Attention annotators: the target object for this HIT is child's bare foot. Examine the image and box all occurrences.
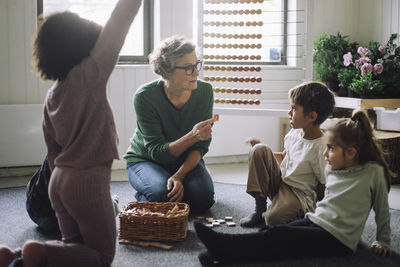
[0,245,21,267]
[22,241,46,267]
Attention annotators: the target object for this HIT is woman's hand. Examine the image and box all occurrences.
[192,117,218,141]
[370,244,392,256]
[245,137,261,147]
[167,176,184,202]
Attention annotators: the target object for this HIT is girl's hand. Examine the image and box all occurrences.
[192,117,218,141]
[167,176,184,202]
[370,244,392,256]
[245,137,261,147]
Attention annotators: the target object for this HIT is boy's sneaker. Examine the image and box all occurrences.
[239,197,266,227]
[239,212,264,227]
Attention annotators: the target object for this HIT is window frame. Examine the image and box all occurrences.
[37,0,154,64]
[198,0,288,66]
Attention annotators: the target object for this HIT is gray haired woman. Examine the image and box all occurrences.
[124,35,217,213]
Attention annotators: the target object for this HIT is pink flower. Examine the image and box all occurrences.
[378,45,386,54]
[343,52,353,66]
[357,46,371,56]
[373,63,384,75]
[355,57,371,68]
[361,63,373,77]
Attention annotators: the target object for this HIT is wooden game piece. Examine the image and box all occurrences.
[226,221,236,227]
[205,223,214,228]
[225,216,233,220]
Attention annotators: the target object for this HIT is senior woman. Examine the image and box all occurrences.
[124,35,217,213]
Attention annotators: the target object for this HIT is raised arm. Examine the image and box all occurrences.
[91,0,142,77]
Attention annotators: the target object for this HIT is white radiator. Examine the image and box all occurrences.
[0,104,46,167]
[0,103,286,168]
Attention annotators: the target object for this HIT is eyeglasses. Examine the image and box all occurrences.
[173,60,203,75]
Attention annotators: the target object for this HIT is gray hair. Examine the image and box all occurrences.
[149,35,197,79]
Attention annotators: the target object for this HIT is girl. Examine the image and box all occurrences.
[194,109,392,265]
[0,0,142,266]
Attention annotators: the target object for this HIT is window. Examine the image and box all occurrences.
[37,0,153,63]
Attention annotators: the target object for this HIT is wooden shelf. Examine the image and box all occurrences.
[335,97,400,109]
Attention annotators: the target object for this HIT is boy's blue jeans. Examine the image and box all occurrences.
[127,159,215,213]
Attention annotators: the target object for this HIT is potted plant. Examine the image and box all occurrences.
[338,67,360,97]
[341,33,400,98]
[313,33,351,94]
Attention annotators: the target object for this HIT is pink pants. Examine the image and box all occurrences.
[46,164,116,267]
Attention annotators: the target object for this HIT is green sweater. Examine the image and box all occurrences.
[124,79,214,165]
[306,162,391,252]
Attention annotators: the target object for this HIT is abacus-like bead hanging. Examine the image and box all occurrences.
[214,87,262,94]
[204,76,262,83]
[204,9,262,15]
[203,33,262,39]
[203,66,262,72]
[214,98,261,105]
[203,55,262,60]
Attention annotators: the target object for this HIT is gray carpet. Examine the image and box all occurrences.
[0,181,399,267]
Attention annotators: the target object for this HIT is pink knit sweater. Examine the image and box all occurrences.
[42,0,138,170]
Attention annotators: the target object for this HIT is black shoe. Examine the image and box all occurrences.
[239,211,264,227]
[198,250,219,266]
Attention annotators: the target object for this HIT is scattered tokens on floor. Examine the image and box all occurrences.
[196,216,236,228]
[226,221,236,227]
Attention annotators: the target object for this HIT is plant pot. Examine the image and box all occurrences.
[325,80,340,93]
[347,88,360,98]
[338,86,348,97]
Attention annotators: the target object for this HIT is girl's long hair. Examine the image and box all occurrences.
[329,109,392,191]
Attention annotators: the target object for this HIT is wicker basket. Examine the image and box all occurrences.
[119,202,189,242]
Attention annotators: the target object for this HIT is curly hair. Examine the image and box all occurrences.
[289,81,335,125]
[32,11,102,81]
[148,35,197,80]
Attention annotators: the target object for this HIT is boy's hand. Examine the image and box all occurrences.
[245,137,261,147]
[370,244,392,256]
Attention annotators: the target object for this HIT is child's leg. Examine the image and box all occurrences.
[195,218,350,264]
[0,246,21,266]
[46,165,116,267]
[181,159,215,213]
[241,144,282,227]
[264,182,302,225]
[246,144,281,197]
[21,240,46,267]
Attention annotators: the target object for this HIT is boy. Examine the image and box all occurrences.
[240,81,335,227]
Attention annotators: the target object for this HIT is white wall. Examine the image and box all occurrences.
[311,0,400,45]
[1,0,399,167]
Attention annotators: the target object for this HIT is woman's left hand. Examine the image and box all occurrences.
[167,176,184,202]
[370,244,392,256]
